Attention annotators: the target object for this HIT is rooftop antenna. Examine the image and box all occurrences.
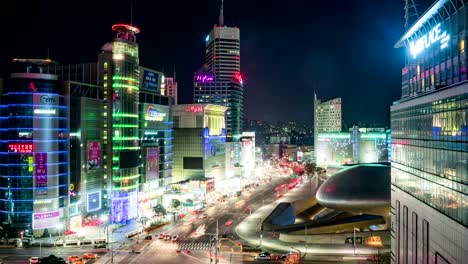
[130,0,133,26]
[219,0,224,26]
[404,0,419,30]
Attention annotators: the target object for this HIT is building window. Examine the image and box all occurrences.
[423,219,429,264]
[412,212,417,264]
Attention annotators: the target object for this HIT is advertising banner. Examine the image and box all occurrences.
[87,141,102,171]
[32,210,60,230]
[144,104,169,122]
[142,70,159,91]
[146,148,159,181]
[35,152,47,188]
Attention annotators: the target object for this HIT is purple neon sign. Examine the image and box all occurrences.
[195,74,214,83]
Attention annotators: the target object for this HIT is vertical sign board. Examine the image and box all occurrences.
[33,211,60,230]
[87,141,102,171]
[146,148,159,180]
[35,153,47,195]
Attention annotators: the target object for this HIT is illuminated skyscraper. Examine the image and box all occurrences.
[165,76,178,105]
[99,24,141,223]
[0,59,69,236]
[194,0,243,141]
[313,93,342,149]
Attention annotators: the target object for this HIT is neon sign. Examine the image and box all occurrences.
[185,105,204,113]
[9,143,33,153]
[145,105,167,121]
[34,109,56,115]
[233,72,243,84]
[40,95,56,104]
[409,24,450,58]
[195,74,214,83]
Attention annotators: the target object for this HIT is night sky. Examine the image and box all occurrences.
[1,0,433,126]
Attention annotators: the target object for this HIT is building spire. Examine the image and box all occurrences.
[219,0,224,26]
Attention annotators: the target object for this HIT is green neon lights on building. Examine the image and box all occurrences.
[112,156,119,161]
[113,124,138,128]
[112,76,138,82]
[112,146,140,150]
[112,113,138,118]
[112,174,139,181]
[112,83,139,90]
[112,136,139,141]
[113,183,139,191]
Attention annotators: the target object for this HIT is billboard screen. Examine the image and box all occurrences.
[144,104,169,122]
[146,148,159,180]
[87,141,102,171]
[35,152,47,188]
[33,210,60,230]
[142,70,159,91]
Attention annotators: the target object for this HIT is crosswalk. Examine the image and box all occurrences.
[147,240,212,251]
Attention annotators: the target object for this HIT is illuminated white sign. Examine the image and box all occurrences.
[409,24,450,58]
[34,109,56,115]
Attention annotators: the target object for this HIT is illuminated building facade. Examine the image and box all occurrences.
[0,59,69,236]
[314,94,342,150]
[99,24,141,223]
[172,104,226,194]
[316,129,390,166]
[194,0,243,140]
[52,63,106,227]
[139,85,173,218]
[392,0,468,263]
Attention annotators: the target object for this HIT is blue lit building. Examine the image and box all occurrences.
[0,59,69,236]
[392,0,468,263]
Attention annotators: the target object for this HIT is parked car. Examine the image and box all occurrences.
[165,235,172,241]
[255,253,271,261]
[67,255,81,262]
[172,235,179,242]
[158,233,165,239]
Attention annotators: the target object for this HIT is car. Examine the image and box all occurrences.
[29,257,40,264]
[277,193,283,198]
[165,235,172,241]
[144,235,152,240]
[172,235,179,242]
[158,233,165,239]
[183,249,190,254]
[82,253,97,259]
[224,220,233,226]
[67,255,81,262]
[176,249,181,254]
[94,243,107,249]
[255,254,271,261]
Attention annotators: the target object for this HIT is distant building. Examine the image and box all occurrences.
[314,94,342,148]
[316,127,390,166]
[165,76,178,104]
[392,0,468,263]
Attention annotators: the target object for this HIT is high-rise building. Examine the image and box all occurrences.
[0,59,69,236]
[165,76,178,105]
[99,24,141,223]
[392,1,468,263]
[313,94,342,149]
[194,0,243,141]
[138,68,173,218]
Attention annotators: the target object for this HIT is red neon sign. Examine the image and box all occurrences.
[185,105,204,113]
[9,143,33,153]
[233,72,243,84]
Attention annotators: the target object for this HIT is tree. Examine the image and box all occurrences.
[304,162,317,178]
[171,199,181,209]
[39,255,66,264]
[153,204,166,215]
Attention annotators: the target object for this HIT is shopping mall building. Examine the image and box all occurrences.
[392,0,468,263]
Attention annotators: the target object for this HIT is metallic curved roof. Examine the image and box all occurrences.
[316,164,390,216]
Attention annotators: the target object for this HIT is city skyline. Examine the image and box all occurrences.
[1,0,432,126]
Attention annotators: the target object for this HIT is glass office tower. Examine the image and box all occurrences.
[392,0,468,263]
[0,59,69,236]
